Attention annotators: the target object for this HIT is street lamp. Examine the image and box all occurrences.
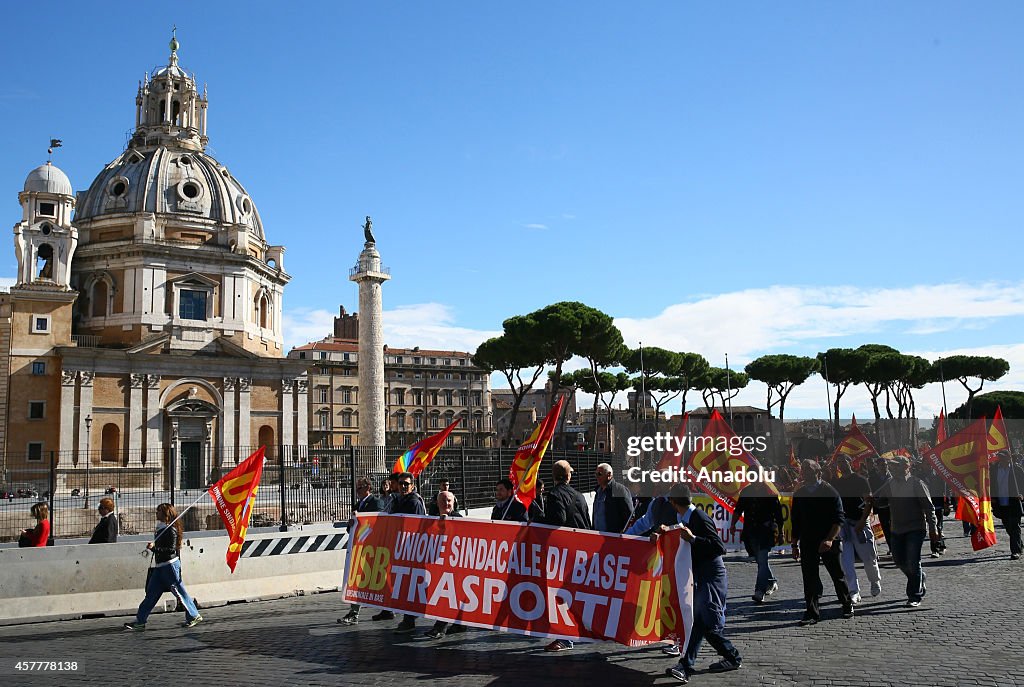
[84,415,92,508]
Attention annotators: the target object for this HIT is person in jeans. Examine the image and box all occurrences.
[791,460,854,625]
[729,480,784,603]
[655,484,742,683]
[124,503,202,630]
[871,456,939,607]
[831,456,881,603]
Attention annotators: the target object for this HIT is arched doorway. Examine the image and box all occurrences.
[165,398,218,490]
[259,425,275,461]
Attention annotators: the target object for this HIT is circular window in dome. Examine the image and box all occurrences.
[236,195,253,216]
[179,155,192,166]
[107,176,130,199]
[177,181,203,201]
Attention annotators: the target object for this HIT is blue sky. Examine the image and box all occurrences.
[2,2,1022,418]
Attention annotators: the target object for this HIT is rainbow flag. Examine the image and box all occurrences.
[392,420,460,476]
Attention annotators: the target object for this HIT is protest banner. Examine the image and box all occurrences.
[343,514,693,647]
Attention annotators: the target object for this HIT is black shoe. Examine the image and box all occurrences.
[338,611,359,625]
[842,606,854,619]
[393,621,416,635]
[372,610,395,621]
[709,658,741,672]
[799,616,818,626]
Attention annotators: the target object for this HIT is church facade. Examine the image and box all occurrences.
[2,35,308,490]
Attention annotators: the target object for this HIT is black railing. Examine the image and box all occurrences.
[0,446,617,543]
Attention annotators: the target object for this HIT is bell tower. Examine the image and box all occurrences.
[14,160,77,289]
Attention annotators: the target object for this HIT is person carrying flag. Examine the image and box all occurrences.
[339,477,386,625]
[729,480,784,604]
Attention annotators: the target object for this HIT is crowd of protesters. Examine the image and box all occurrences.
[335,446,1024,684]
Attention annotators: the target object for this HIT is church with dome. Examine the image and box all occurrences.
[2,35,309,489]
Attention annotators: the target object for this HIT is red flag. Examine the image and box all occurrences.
[830,415,877,471]
[208,446,266,572]
[987,406,1010,463]
[788,445,799,470]
[392,420,460,476]
[509,396,564,512]
[936,409,947,444]
[923,417,996,551]
[684,409,766,512]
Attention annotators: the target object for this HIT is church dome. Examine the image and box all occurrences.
[24,162,73,196]
[74,148,265,240]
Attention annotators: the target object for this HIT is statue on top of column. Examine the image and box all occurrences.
[363,216,375,244]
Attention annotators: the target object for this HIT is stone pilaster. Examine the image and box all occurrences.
[78,371,95,463]
[281,377,294,460]
[145,374,161,462]
[127,374,145,467]
[238,377,251,450]
[222,377,237,464]
[295,377,309,451]
[59,370,77,460]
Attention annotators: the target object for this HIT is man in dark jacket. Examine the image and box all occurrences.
[657,484,742,683]
[792,460,854,625]
[340,477,386,625]
[540,460,591,652]
[492,478,528,521]
[426,479,460,516]
[991,452,1024,560]
[88,497,118,544]
[389,472,426,634]
[593,463,634,533]
[729,481,784,603]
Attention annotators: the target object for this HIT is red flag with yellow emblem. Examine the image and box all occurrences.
[923,417,996,551]
[509,396,564,512]
[987,406,1010,463]
[684,410,767,512]
[208,446,266,572]
[830,415,877,471]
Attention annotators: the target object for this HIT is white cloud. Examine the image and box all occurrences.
[283,303,498,354]
[0,277,16,290]
[615,281,1024,362]
[523,223,548,230]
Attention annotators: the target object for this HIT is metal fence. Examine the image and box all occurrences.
[0,446,616,543]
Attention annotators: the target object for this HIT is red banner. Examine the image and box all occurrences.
[343,513,693,647]
[988,406,1010,463]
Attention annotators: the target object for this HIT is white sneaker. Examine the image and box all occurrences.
[850,592,861,605]
[766,581,779,596]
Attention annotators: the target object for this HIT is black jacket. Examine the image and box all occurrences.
[88,512,118,544]
[539,482,592,530]
[388,492,426,516]
[354,494,385,513]
[792,481,845,544]
[492,498,527,522]
[427,492,460,516]
[991,464,1024,520]
[593,479,634,533]
[151,524,180,564]
[685,506,728,566]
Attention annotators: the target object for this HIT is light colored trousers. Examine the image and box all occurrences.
[839,519,881,595]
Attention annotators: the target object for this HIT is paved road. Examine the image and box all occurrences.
[2,528,1022,686]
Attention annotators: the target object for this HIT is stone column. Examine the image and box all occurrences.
[145,374,161,464]
[238,377,251,451]
[222,377,237,464]
[281,377,294,461]
[127,374,145,467]
[59,370,77,461]
[349,228,390,448]
[295,377,309,453]
[78,372,95,462]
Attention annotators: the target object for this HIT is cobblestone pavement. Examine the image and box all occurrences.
[2,529,1023,687]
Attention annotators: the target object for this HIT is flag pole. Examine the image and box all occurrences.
[725,353,733,425]
[160,491,209,536]
[822,354,834,446]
